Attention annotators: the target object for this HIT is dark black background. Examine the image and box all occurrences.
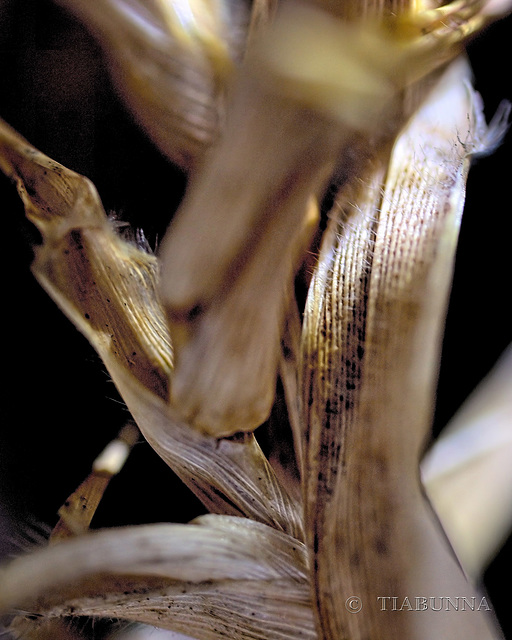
[0,0,511,637]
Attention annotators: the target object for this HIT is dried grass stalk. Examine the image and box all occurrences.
[0,0,511,638]
[156,0,509,437]
[57,0,250,170]
[0,117,304,541]
[0,516,315,640]
[300,56,508,640]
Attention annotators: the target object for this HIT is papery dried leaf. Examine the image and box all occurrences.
[0,118,174,398]
[56,0,512,171]
[156,0,509,438]
[0,516,315,640]
[0,118,304,541]
[57,0,249,170]
[155,8,405,438]
[0,515,308,606]
[111,362,305,539]
[35,580,316,640]
[157,74,335,436]
[422,344,512,579]
[300,57,506,640]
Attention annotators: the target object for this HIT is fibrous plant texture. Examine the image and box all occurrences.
[0,0,511,639]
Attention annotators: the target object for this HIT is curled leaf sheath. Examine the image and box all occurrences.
[0,117,305,542]
[301,59,504,640]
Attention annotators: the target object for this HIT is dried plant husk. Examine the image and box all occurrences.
[155,0,512,438]
[111,361,305,539]
[422,343,512,580]
[300,56,508,640]
[56,0,250,171]
[0,515,315,640]
[1,1,512,639]
[0,117,303,541]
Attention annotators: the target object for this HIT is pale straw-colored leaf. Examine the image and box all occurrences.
[14,580,316,640]
[157,0,487,438]
[56,0,249,171]
[422,344,512,580]
[110,360,305,539]
[59,0,512,144]
[154,0,512,439]
[157,66,336,436]
[0,515,315,640]
[0,118,304,541]
[300,56,507,640]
